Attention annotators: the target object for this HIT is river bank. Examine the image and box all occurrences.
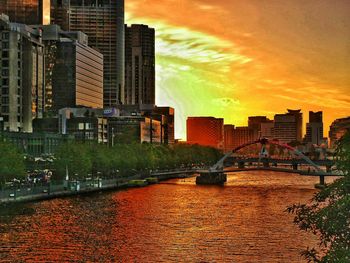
[0,170,196,205]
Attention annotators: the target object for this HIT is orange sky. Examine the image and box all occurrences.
[126,0,350,140]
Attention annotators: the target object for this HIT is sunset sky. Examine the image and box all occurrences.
[126,0,350,140]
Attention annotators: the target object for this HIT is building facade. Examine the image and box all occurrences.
[273,109,303,144]
[33,25,104,112]
[51,0,125,107]
[224,124,235,152]
[153,106,174,144]
[305,111,323,145]
[0,0,50,25]
[187,117,224,149]
[125,24,155,106]
[0,15,44,132]
[329,116,350,148]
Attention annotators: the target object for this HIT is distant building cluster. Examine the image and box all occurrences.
[187,109,349,151]
[0,0,175,152]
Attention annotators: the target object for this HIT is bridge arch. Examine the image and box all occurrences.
[210,138,325,174]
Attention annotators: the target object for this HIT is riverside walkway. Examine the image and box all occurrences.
[0,169,197,204]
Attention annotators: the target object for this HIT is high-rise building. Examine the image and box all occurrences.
[187,117,224,149]
[329,117,350,148]
[305,111,323,145]
[231,126,256,149]
[224,124,235,152]
[51,0,125,107]
[273,109,303,144]
[0,14,45,132]
[125,24,155,106]
[153,106,175,144]
[260,121,274,139]
[248,116,270,139]
[0,0,50,25]
[32,24,104,112]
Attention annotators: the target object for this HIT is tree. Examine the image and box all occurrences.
[287,132,350,262]
[0,140,26,183]
[53,142,92,181]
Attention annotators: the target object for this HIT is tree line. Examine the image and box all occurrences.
[0,142,222,183]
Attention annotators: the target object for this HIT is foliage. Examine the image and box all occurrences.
[287,132,350,262]
[53,142,92,181]
[52,142,221,180]
[0,140,26,183]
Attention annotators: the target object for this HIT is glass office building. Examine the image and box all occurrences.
[51,0,125,107]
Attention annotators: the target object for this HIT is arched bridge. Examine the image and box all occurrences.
[196,138,336,186]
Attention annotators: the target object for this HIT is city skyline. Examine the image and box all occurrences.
[126,0,350,139]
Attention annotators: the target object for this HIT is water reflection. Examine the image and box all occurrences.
[1,171,332,262]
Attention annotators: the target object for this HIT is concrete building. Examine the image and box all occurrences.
[231,126,256,149]
[329,116,350,148]
[0,130,73,156]
[0,0,50,25]
[224,124,235,152]
[51,0,125,107]
[125,24,155,106]
[260,121,274,139]
[34,107,165,145]
[305,111,323,145]
[0,14,45,132]
[273,109,303,144]
[248,116,271,139]
[32,24,104,112]
[153,106,175,144]
[187,117,224,149]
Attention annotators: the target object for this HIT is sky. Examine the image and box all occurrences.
[126,0,350,140]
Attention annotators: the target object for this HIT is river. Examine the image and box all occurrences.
[0,171,334,262]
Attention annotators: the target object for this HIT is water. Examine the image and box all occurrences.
[0,171,335,262]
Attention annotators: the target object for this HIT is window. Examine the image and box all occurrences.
[1,32,9,39]
[2,51,8,58]
[1,106,9,113]
[2,69,8,76]
[2,42,9,49]
[2,88,9,94]
[1,97,9,104]
[2,78,9,86]
[2,60,9,67]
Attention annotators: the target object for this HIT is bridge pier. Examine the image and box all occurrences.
[319,175,325,186]
[292,163,298,170]
[196,172,227,185]
[238,161,245,169]
[262,161,270,168]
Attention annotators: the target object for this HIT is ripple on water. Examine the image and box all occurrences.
[0,171,333,262]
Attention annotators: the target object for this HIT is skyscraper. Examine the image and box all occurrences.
[329,117,350,148]
[273,109,303,144]
[125,24,155,106]
[305,111,323,145]
[51,0,125,107]
[0,0,50,25]
[187,117,224,149]
[0,14,45,132]
[33,25,104,112]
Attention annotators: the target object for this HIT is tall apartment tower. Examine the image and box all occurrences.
[273,109,303,144]
[187,117,224,150]
[31,25,104,112]
[0,14,45,132]
[125,24,155,106]
[50,0,125,107]
[0,0,50,25]
[305,111,323,145]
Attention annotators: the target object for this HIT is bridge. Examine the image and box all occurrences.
[196,138,339,186]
